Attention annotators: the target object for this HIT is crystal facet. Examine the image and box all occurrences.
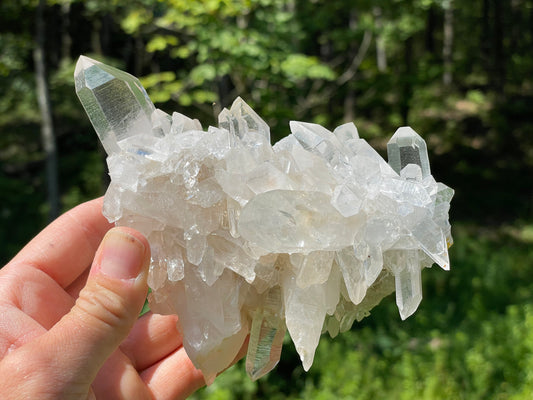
[75,56,156,154]
[387,126,431,178]
[75,56,454,382]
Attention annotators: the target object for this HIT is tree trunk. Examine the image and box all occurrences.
[425,5,436,54]
[442,0,454,85]
[91,18,103,55]
[400,37,413,126]
[34,0,60,220]
[481,0,491,81]
[61,2,72,61]
[373,6,387,72]
[343,86,355,123]
[492,0,505,93]
[343,10,359,122]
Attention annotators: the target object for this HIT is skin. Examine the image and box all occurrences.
[0,198,207,399]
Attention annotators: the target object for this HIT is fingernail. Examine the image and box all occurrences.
[98,229,145,280]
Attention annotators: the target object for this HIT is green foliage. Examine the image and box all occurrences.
[280,54,336,81]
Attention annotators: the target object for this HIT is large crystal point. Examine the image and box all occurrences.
[283,271,327,371]
[387,127,431,177]
[75,56,155,155]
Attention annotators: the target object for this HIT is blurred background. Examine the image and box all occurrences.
[1,0,533,398]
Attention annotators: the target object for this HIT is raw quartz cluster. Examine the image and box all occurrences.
[75,56,454,383]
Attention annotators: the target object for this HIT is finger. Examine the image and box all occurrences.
[0,304,46,359]
[65,267,91,299]
[9,197,113,288]
[141,347,205,400]
[25,227,151,394]
[120,313,184,371]
[93,350,153,400]
[0,263,75,329]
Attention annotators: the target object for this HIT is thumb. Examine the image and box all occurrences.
[38,227,151,392]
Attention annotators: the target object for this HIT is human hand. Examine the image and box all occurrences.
[0,198,205,399]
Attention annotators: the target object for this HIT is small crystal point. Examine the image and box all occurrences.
[389,251,423,320]
[246,288,285,380]
[333,122,359,143]
[75,55,155,155]
[387,127,431,178]
[230,97,270,142]
[246,313,285,380]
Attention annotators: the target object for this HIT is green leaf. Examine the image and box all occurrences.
[189,64,217,85]
[146,35,179,53]
[191,90,217,104]
[281,54,335,80]
[140,72,177,89]
[121,8,152,34]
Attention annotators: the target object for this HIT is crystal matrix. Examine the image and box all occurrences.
[75,56,454,383]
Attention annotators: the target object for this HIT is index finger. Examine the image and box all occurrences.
[8,197,113,288]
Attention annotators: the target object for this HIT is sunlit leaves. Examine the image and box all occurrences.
[121,8,154,34]
[190,64,216,85]
[280,54,336,81]
[146,35,179,52]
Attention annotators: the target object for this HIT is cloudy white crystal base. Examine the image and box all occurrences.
[75,56,454,383]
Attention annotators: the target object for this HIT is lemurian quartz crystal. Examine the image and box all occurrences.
[75,56,454,383]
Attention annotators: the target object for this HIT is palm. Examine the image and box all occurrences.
[0,198,204,399]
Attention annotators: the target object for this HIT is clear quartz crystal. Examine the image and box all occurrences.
[75,56,155,155]
[245,287,286,380]
[388,250,423,320]
[75,56,454,382]
[387,127,431,177]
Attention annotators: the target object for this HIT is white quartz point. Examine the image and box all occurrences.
[335,247,367,305]
[290,121,342,161]
[230,97,270,142]
[411,220,450,270]
[238,190,358,253]
[387,127,431,178]
[390,251,423,320]
[333,122,359,143]
[74,56,155,155]
[290,251,335,288]
[167,268,247,383]
[434,183,454,249]
[170,111,202,135]
[219,97,270,146]
[283,272,326,371]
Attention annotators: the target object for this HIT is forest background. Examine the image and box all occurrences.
[1,0,533,398]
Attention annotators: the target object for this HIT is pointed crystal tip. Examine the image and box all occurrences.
[387,126,431,178]
[75,55,156,155]
[74,55,97,78]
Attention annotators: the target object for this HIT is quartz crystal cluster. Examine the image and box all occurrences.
[75,56,454,383]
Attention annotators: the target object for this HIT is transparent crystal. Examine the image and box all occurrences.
[283,271,327,371]
[388,251,423,320]
[238,190,359,253]
[75,56,454,383]
[75,56,155,155]
[245,287,285,380]
[387,127,431,178]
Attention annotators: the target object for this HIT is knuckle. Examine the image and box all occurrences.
[74,283,132,332]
